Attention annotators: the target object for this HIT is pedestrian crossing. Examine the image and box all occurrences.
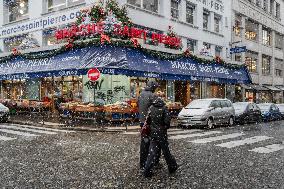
[123,128,284,154]
[0,124,74,142]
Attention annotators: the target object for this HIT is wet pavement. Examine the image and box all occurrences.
[0,121,283,188]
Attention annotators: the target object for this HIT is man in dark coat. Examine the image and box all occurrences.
[143,96,178,178]
[138,80,160,169]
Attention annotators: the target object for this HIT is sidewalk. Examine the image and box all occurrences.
[9,114,142,133]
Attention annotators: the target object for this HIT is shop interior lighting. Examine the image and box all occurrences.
[19,9,24,14]
[20,2,25,7]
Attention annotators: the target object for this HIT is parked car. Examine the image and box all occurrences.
[0,103,9,122]
[233,102,262,124]
[257,103,282,122]
[276,104,284,119]
[178,98,235,129]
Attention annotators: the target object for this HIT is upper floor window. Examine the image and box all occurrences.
[143,0,158,13]
[47,0,84,12]
[263,0,268,12]
[186,2,195,24]
[245,51,258,73]
[275,58,283,77]
[245,19,258,41]
[6,0,29,22]
[262,55,271,75]
[187,39,197,53]
[276,3,280,19]
[234,14,242,37]
[214,14,221,33]
[256,0,261,7]
[215,46,222,57]
[275,32,283,49]
[262,27,271,46]
[171,0,179,19]
[270,0,274,14]
[203,9,210,30]
[127,0,141,7]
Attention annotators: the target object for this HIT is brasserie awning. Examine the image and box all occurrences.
[0,46,251,84]
[242,84,270,91]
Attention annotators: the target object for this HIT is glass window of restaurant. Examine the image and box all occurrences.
[187,39,197,54]
[245,19,258,41]
[46,0,84,12]
[245,51,258,73]
[6,0,29,23]
[205,82,225,98]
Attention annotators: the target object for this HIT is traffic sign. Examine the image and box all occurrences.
[87,68,101,81]
[230,46,247,54]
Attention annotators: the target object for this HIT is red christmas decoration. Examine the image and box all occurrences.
[215,56,222,63]
[12,48,20,56]
[65,39,74,49]
[100,34,111,44]
[131,38,139,48]
[184,48,191,56]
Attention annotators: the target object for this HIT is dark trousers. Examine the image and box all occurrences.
[144,136,177,175]
[139,123,161,168]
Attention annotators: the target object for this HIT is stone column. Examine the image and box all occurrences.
[258,24,263,85]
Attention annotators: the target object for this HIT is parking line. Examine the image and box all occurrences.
[0,129,39,137]
[7,124,75,133]
[169,131,222,140]
[216,136,272,148]
[0,135,16,141]
[0,125,57,135]
[249,144,284,154]
[189,133,245,144]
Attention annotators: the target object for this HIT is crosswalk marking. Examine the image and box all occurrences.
[168,130,201,135]
[0,125,57,135]
[0,129,39,137]
[123,131,140,135]
[249,144,284,154]
[0,136,16,141]
[7,124,74,133]
[169,131,222,140]
[216,136,272,148]
[189,133,245,144]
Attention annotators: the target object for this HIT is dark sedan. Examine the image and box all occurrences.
[258,103,282,122]
[233,102,262,124]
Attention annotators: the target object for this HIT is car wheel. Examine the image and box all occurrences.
[228,117,234,126]
[206,118,214,129]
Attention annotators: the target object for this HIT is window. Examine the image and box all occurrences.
[4,34,28,51]
[187,39,197,53]
[275,32,283,49]
[127,0,141,7]
[263,0,268,11]
[171,0,179,19]
[214,14,221,33]
[234,14,242,37]
[275,59,283,77]
[143,0,158,12]
[245,19,258,41]
[186,2,195,24]
[215,46,222,57]
[262,27,271,46]
[200,42,211,56]
[47,0,84,12]
[262,55,271,75]
[203,9,210,30]
[7,0,29,22]
[270,0,274,14]
[235,54,242,62]
[256,0,261,7]
[276,3,280,19]
[210,101,221,108]
[245,51,258,73]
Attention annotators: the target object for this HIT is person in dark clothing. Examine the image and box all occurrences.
[143,96,178,178]
[138,81,161,169]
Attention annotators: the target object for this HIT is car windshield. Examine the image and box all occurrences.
[257,104,271,111]
[233,103,248,111]
[0,103,6,109]
[185,100,210,109]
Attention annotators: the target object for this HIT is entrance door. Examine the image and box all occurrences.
[174,81,189,106]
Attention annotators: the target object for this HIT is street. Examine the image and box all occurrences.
[0,122,283,189]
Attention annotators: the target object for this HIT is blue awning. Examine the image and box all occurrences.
[0,46,251,84]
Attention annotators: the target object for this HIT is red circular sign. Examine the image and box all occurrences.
[87,68,101,81]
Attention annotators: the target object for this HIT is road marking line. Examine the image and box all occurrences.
[169,131,222,140]
[249,144,284,154]
[0,135,16,141]
[168,130,202,135]
[7,124,75,133]
[216,136,272,148]
[0,129,39,137]
[123,132,139,135]
[0,125,57,135]
[189,133,245,144]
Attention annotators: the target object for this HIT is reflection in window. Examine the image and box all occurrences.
[47,0,84,12]
[276,3,280,19]
[275,59,283,77]
[127,0,141,7]
[203,9,209,30]
[7,0,29,22]
[262,27,271,46]
[263,0,268,12]
[187,39,197,53]
[215,46,222,57]
[262,55,271,75]
[214,14,221,33]
[4,34,27,51]
[245,19,258,41]
[171,0,179,19]
[275,32,283,49]
[143,0,158,13]
[245,51,258,73]
[186,2,195,24]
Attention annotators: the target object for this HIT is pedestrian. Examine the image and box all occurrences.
[143,94,178,178]
[138,80,161,169]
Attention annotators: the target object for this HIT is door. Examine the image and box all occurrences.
[210,100,222,124]
[247,103,255,122]
[220,100,229,122]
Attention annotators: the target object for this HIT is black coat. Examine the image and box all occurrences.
[147,97,171,139]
